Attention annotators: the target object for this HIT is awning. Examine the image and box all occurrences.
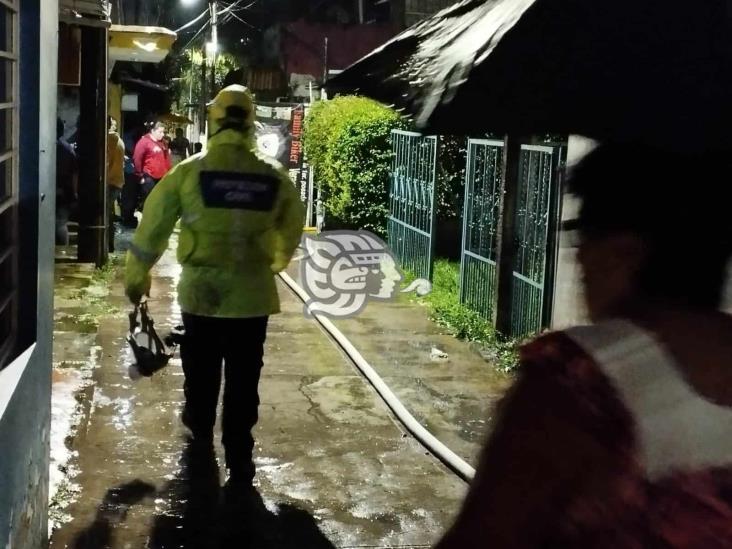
[59,0,111,26]
[109,25,177,65]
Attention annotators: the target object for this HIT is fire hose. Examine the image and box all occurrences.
[277,271,476,483]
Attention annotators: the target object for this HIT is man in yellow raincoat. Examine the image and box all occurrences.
[125,85,304,485]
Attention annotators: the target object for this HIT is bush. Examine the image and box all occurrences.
[436,136,467,220]
[407,260,519,374]
[303,96,406,236]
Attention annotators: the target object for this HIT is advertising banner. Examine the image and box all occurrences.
[255,102,313,223]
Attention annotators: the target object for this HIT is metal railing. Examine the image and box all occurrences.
[510,144,563,337]
[388,130,438,281]
[459,138,504,320]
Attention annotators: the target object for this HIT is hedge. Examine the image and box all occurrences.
[303,96,406,237]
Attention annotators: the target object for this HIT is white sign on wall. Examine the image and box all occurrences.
[121,94,139,112]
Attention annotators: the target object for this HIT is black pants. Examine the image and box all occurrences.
[140,175,159,209]
[180,314,269,473]
[107,186,120,252]
[120,173,139,227]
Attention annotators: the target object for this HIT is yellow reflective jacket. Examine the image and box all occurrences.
[125,129,305,318]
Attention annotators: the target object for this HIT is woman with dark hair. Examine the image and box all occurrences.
[435,144,732,548]
[132,121,171,206]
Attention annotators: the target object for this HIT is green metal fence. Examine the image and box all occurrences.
[388,130,438,280]
[459,139,505,320]
[510,144,564,337]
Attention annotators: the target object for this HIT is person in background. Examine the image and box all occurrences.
[434,144,732,548]
[106,116,125,252]
[120,153,139,229]
[132,121,171,206]
[125,85,305,488]
[68,114,81,153]
[170,127,192,165]
[55,118,77,245]
[162,133,172,154]
[193,142,203,154]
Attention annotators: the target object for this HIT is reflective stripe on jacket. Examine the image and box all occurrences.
[125,129,305,318]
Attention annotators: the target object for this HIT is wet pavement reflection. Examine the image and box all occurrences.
[50,227,502,548]
[69,441,336,549]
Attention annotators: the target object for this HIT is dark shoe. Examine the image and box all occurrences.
[226,461,256,486]
[182,441,219,486]
[222,479,266,512]
[181,408,213,445]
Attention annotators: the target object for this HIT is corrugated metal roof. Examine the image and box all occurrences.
[248,69,286,92]
[59,0,111,21]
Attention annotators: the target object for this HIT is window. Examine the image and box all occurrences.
[0,0,17,371]
[364,0,392,23]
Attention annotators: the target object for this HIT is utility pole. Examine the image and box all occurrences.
[200,52,208,134]
[209,1,218,98]
[78,26,109,266]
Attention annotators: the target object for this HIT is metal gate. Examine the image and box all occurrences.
[510,144,564,336]
[459,139,504,320]
[388,130,438,280]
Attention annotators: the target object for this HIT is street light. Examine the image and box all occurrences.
[205,41,217,56]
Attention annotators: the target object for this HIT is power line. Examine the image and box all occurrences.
[174,8,209,33]
[219,0,259,21]
[221,8,257,29]
[179,18,211,52]
[177,0,261,52]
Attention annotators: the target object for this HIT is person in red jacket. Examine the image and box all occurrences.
[133,121,171,206]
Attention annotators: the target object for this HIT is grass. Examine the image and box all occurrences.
[91,253,124,285]
[63,255,124,321]
[406,260,520,374]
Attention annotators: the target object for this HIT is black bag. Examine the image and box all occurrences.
[127,302,173,379]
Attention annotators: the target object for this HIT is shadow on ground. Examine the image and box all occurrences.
[70,441,336,549]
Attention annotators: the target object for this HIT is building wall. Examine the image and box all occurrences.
[0,0,57,546]
[550,135,596,329]
[108,83,122,132]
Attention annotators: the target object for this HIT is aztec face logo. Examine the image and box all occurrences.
[299,231,404,318]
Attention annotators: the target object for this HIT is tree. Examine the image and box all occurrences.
[169,48,241,119]
[116,0,180,26]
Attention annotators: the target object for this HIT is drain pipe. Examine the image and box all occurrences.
[278,272,476,483]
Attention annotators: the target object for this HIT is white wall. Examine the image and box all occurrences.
[550,135,596,329]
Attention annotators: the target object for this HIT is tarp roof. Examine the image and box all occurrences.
[329,0,732,151]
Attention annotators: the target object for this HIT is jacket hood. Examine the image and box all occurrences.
[207,128,255,151]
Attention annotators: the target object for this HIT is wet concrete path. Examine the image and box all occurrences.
[49,240,487,548]
[286,264,513,466]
